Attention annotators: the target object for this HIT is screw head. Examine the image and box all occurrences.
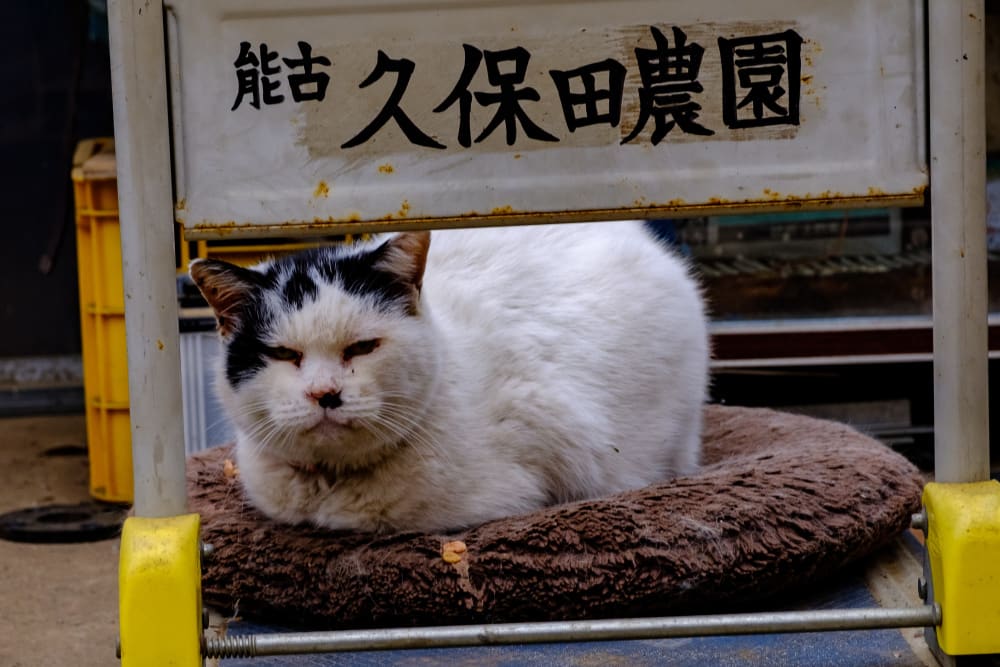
[911,511,928,532]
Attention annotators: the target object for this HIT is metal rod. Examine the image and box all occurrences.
[107,0,189,516]
[929,0,990,483]
[204,606,941,658]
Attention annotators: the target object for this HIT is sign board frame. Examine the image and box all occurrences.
[165,0,927,239]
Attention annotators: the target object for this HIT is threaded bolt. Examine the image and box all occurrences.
[204,635,256,659]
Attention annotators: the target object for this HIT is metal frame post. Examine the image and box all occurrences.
[107,0,188,516]
[929,0,990,484]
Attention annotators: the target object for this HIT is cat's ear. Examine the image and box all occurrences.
[373,230,431,293]
[189,259,262,337]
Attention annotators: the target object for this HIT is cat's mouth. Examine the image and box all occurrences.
[304,414,357,435]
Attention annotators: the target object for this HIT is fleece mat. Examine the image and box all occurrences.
[187,404,923,627]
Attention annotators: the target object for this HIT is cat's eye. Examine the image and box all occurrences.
[265,345,303,365]
[343,338,380,361]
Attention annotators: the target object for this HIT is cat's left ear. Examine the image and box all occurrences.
[374,231,431,294]
[189,258,264,337]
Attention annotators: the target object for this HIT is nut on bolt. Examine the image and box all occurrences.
[910,511,927,532]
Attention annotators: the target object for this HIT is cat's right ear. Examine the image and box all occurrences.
[189,259,261,337]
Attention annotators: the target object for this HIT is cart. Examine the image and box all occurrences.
[110,1,998,664]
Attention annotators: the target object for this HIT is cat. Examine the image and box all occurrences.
[190,221,709,534]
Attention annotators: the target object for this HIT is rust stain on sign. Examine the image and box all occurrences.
[313,181,330,198]
[378,163,395,174]
[383,200,411,220]
[187,186,926,240]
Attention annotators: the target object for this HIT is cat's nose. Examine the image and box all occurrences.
[310,390,343,410]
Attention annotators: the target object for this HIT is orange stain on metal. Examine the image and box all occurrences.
[378,164,395,174]
[175,198,186,211]
[313,181,330,199]
[187,187,926,239]
[157,340,164,351]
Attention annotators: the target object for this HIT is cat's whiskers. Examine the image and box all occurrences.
[239,411,297,460]
[227,394,326,460]
[358,417,438,470]
[365,400,450,464]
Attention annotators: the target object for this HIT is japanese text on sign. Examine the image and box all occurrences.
[230,25,804,149]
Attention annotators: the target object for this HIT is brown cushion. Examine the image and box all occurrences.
[188,404,923,628]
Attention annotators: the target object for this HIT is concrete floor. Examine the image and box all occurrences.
[0,413,119,667]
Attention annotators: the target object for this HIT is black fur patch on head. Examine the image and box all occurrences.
[285,244,415,313]
[281,268,319,309]
[225,292,276,388]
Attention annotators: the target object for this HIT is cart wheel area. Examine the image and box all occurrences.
[923,480,1000,656]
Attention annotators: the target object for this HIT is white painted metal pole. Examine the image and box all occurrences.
[929,0,990,483]
[107,0,188,515]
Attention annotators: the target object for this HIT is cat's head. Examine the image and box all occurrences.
[190,231,437,471]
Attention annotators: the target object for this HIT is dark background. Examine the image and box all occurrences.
[0,1,114,358]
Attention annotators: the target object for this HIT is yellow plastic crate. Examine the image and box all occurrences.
[186,238,327,267]
[72,138,132,503]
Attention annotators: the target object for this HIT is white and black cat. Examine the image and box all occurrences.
[190,222,709,533]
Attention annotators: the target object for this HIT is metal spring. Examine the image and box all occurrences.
[204,634,256,658]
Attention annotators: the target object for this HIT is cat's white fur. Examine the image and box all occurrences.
[205,222,709,533]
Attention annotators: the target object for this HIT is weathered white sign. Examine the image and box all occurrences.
[166,0,926,238]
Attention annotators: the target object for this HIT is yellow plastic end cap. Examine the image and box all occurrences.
[119,514,203,666]
[923,480,1000,656]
